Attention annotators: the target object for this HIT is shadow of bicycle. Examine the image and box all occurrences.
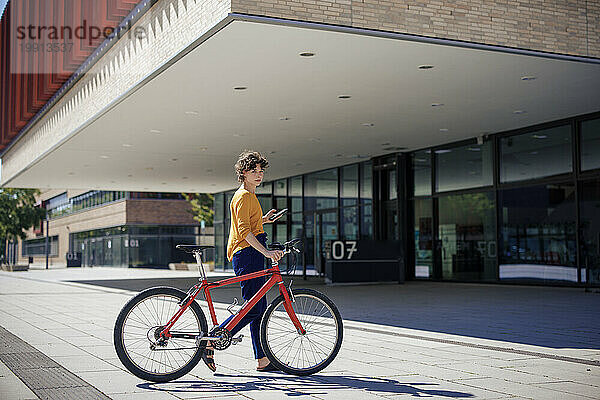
[138,373,475,398]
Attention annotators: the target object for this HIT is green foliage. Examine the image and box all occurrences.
[182,193,214,226]
[0,188,46,241]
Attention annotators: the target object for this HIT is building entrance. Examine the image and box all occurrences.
[304,210,337,276]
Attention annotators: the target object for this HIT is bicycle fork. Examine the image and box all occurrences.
[278,280,306,335]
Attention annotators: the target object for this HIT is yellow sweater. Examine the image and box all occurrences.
[227,188,265,261]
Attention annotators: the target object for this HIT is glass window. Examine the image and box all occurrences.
[360,161,372,204]
[341,164,358,206]
[256,181,272,195]
[499,183,577,282]
[274,179,287,196]
[341,206,358,240]
[413,150,431,196]
[214,193,224,222]
[581,118,600,171]
[580,179,600,285]
[304,168,338,211]
[360,204,373,239]
[414,199,433,279]
[438,192,497,281]
[501,125,572,182]
[436,142,493,192]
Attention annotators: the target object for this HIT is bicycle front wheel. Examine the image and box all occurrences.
[260,288,343,375]
[113,287,208,382]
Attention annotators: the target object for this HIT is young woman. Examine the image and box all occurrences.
[202,150,284,372]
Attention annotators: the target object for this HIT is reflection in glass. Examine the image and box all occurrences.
[413,199,433,279]
[214,193,224,222]
[304,168,338,210]
[581,119,600,171]
[360,204,373,239]
[413,150,431,196]
[436,142,493,192]
[579,180,600,284]
[438,192,496,281]
[341,206,358,240]
[341,164,358,206]
[360,161,372,203]
[499,184,577,282]
[274,179,287,196]
[501,125,572,182]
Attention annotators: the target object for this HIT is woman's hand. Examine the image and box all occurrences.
[264,249,284,262]
[262,209,277,224]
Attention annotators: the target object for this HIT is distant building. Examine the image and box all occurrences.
[14,190,213,268]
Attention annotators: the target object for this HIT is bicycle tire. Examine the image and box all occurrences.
[113,286,208,382]
[260,288,343,375]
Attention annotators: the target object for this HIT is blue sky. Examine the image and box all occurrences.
[0,0,7,20]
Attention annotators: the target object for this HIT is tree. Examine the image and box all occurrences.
[0,189,47,264]
[182,193,214,226]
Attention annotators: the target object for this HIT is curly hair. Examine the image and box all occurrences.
[234,150,269,182]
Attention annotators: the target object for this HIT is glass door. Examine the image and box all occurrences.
[304,210,338,276]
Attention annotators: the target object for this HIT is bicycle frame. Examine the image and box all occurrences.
[160,257,306,341]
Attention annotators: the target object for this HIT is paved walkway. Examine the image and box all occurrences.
[0,267,599,399]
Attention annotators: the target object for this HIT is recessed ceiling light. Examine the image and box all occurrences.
[530,151,539,155]
[210,183,216,186]
[122,143,132,147]
[435,149,452,154]
[521,76,536,81]
[127,174,133,177]
[233,133,245,137]
[100,155,110,159]
[381,142,391,146]
[161,182,167,185]
[206,169,213,173]
[415,158,427,162]
[269,151,276,154]
[295,162,303,166]
[439,128,449,132]
[185,111,199,115]
[513,110,526,114]
[199,147,208,151]
[143,187,149,190]
[279,117,290,121]
[308,138,321,142]
[145,167,154,171]
[468,147,481,152]
[150,129,161,134]
[362,123,374,127]
[110,180,115,183]
[431,103,444,107]
[334,154,343,158]
[68,172,75,175]
[338,95,351,99]
[418,65,434,69]
[234,86,247,90]
[182,176,189,179]
[533,134,547,139]
[171,158,178,162]
[299,52,315,57]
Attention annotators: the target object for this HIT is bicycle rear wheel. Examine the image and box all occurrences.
[113,287,208,382]
[260,288,343,375]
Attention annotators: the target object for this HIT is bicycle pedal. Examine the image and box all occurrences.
[231,334,243,345]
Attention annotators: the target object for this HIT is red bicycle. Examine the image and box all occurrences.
[113,239,343,382]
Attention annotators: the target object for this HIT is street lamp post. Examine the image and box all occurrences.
[45,214,49,270]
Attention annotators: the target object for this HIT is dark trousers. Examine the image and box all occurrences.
[223,233,267,359]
